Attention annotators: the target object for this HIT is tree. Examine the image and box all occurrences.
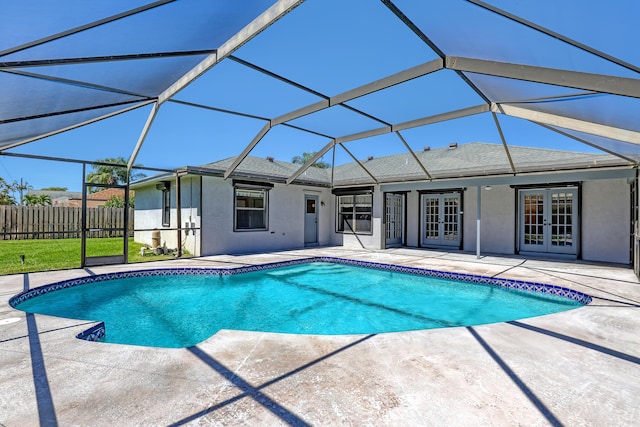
[41,186,68,191]
[103,194,134,208]
[291,152,331,169]
[86,157,146,193]
[0,177,17,205]
[24,193,52,206]
[13,179,32,204]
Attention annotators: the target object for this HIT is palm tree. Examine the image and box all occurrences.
[24,194,52,206]
[291,151,330,169]
[13,179,32,204]
[86,157,146,192]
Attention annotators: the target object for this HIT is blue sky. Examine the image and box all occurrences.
[1,0,637,193]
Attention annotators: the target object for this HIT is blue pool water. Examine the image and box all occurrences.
[14,262,586,348]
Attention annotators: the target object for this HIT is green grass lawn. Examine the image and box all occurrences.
[0,238,184,275]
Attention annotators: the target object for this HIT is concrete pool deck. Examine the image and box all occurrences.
[1,247,639,426]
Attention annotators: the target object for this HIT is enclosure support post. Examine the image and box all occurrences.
[476,186,481,259]
[176,172,182,258]
[81,163,87,267]
[123,181,130,264]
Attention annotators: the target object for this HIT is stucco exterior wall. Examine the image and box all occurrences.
[133,171,632,265]
[133,177,201,256]
[338,188,384,250]
[405,191,420,248]
[582,178,630,264]
[200,177,332,255]
[376,175,631,264]
[463,186,516,255]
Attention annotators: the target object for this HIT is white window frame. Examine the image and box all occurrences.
[161,187,171,227]
[336,192,373,235]
[234,185,269,231]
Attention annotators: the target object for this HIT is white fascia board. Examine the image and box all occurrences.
[158,0,305,104]
[498,104,640,145]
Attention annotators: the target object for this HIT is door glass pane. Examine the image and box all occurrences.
[523,194,544,245]
[551,192,573,247]
[442,196,459,241]
[306,198,316,214]
[424,197,439,240]
[386,194,403,240]
[354,194,372,232]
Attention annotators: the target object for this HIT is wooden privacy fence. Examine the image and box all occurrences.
[0,206,134,240]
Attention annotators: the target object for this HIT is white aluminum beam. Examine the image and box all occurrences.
[286,140,336,185]
[128,102,160,173]
[158,0,305,104]
[535,123,638,164]
[491,112,516,174]
[498,103,640,144]
[271,58,443,126]
[0,1,176,58]
[339,143,379,184]
[395,131,432,180]
[393,104,490,132]
[446,56,640,99]
[287,104,488,161]
[335,126,392,145]
[464,0,640,74]
[272,100,329,125]
[223,122,272,179]
[331,58,443,105]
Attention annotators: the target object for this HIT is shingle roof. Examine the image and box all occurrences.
[331,142,628,185]
[194,156,332,185]
[132,142,630,188]
[87,188,133,200]
[27,190,82,200]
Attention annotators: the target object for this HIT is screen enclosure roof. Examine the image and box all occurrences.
[1,0,639,186]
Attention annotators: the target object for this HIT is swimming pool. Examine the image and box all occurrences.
[10,257,591,348]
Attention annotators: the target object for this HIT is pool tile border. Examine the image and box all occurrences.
[9,256,593,307]
[9,256,592,342]
[76,322,106,342]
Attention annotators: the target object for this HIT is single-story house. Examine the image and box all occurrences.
[26,190,83,207]
[26,188,133,208]
[132,142,637,266]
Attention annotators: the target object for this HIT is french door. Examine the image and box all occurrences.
[421,193,461,248]
[385,193,404,247]
[519,188,578,255]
